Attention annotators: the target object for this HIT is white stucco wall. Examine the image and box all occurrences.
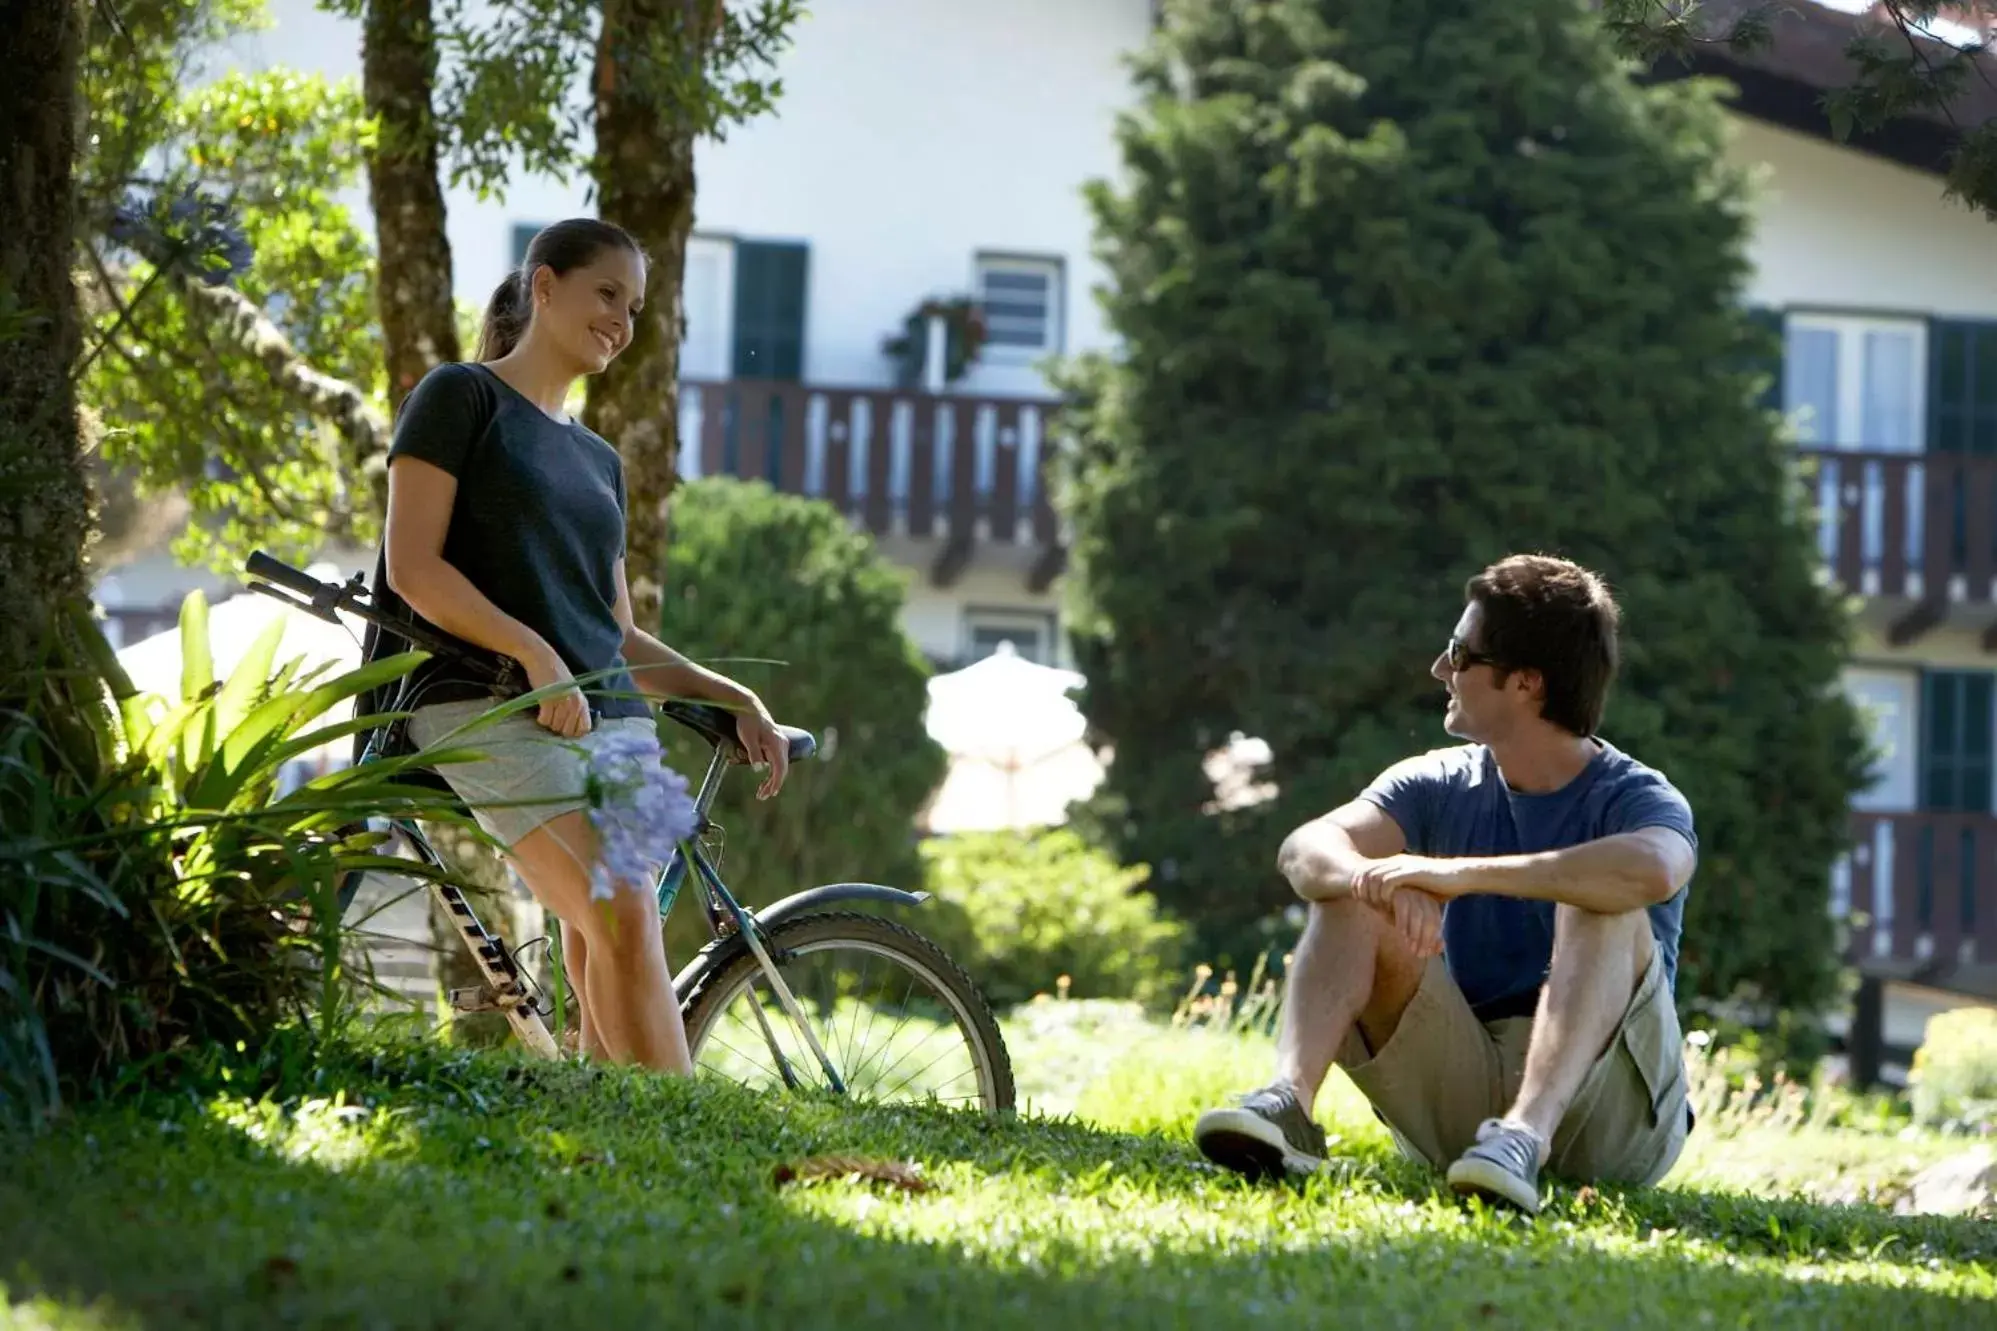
[1731,116,1997,319]
[223,0,1152,396]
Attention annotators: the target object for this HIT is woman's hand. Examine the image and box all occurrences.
[522,644,592,739]
[734,704,791,801]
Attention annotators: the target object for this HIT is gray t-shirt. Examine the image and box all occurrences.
[1357,739,1697,1021]
[383,360,647,720]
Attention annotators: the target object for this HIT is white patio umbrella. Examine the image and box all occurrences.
[920,641,1106,833]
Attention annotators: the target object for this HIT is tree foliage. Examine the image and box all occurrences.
[1056,0,1871,1017]
[83,64,388,574]
[653,478,946,962]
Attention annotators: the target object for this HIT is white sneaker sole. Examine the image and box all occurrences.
[1193,1107,1324,1179]
[1446,1155,1542,1214]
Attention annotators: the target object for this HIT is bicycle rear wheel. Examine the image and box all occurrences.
[680,911,1015,1114]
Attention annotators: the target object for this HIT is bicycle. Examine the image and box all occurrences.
[243,550,1016,1115]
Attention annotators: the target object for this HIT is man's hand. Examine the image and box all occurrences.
[1386,888,1445,959]
[1350,853,1459,906]
[733,704,791,801]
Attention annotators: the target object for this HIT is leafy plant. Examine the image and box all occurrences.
[915,828,1189,1010]
[0,592,486,1130]
[881,295,990,389]
[1908,1006,1997,1132]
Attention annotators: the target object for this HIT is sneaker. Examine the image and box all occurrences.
[1445,1118,1545,1215]
[1193,1084,1328,1180]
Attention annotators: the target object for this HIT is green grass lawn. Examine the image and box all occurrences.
[4,999,1993,1330]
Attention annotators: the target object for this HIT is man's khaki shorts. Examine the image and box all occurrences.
[1333,945,1692,1186]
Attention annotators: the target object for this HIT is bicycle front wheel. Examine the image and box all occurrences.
[680,911,1015,1114]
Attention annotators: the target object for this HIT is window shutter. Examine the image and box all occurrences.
[1928,318,1997,456]
[511,223,539,269]
[1922,670,1995,812]
[731,241,808,381]
[1745,305,1785,414]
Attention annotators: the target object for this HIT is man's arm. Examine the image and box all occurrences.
[1351,826,1695,915]
[1277,799,1410,903]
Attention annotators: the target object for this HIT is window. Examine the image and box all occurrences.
[680,236,736,381]
[1783,313,1925,452]
[963,607,1058,665]
[975,255,1063,356]
[510,222,546,268]
[1784,313,1927,571]
[1921,669,1993,813]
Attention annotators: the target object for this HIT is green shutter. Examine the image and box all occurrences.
[731,241,808,381]
[511,223,539,268]
[1922,669,1995,811]
[1746,304,1785,414]
[1928,318,1997,456]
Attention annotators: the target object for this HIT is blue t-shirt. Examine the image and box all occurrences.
[1356,739,1697,1020]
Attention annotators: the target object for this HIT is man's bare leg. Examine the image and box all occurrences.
[1445,905,1651,1212]
[1196,897,1425,1178]
[1275,897,1428,1107]
[1507,905,1652,1149]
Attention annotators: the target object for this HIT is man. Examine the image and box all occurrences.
[1192,554,1698,1215]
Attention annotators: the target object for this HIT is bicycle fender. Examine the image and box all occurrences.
[669,883,933,1004]
[754,882,931,934]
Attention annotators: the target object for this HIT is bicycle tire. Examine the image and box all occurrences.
[680,911,1016,1115]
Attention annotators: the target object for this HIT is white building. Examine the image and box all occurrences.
[115,0,1997,1070]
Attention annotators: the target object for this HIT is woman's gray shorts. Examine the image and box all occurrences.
[406,698,656,848]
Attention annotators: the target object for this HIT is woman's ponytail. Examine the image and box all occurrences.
[476,270,528,361]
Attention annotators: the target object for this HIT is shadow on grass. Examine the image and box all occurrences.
[1,1046,1990,1330]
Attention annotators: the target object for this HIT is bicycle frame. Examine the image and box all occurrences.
[243,549,933,1082]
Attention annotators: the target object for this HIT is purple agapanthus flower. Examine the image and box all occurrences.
[583,727,699,901]
[108,187,254,287]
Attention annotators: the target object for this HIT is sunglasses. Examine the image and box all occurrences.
[1445,635,1503,673]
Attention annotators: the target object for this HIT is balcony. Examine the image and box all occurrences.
[1802,446,1997,644]
[678,379,1066,591]
[1840,810,1997,993]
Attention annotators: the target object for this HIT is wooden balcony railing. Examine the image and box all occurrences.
[678,379,1066,590]
[1839,810,1997,977]
[1801,447,1997,638]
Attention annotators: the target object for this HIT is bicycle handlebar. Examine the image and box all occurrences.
[245,550,327,601]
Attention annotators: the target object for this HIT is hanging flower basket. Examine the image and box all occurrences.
[881,295,989,389]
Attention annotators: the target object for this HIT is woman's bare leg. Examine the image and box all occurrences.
[559,918,609,1060]
[504,810,689,1073]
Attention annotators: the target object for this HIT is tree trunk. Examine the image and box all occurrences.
[0,0,91,695]
[363,0,492,1030]
[363,0,462,412]
[584,0,715,630]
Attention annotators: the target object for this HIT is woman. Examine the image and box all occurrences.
[382,217,790,1073]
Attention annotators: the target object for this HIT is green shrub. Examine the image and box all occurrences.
[655,477,947,962]
[916,828,1189,1010]
[1,594,481,1130]
[1909,1007,1997,1132]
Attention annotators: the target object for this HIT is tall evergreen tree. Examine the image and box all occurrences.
[1056,0,1871,1016]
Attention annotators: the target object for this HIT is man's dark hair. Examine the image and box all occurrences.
[1466,554,1622,736]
